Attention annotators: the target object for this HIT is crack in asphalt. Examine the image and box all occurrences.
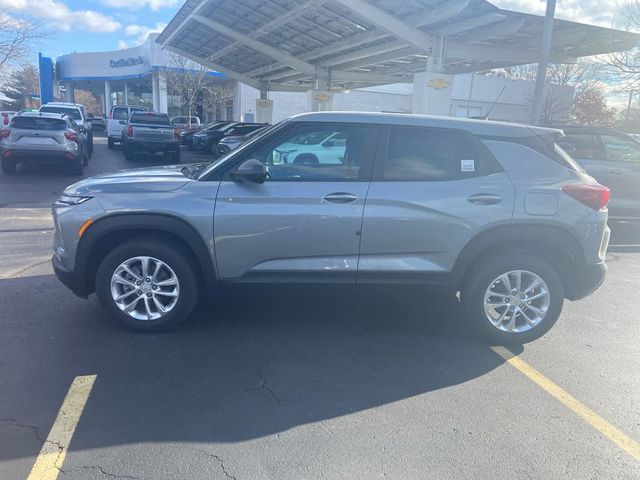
[0,418,45,443]
[256,369,281,404]
[61,465,139,479]
[200,451,237,480]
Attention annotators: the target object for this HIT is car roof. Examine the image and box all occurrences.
[289,112,559,138]
[17,111,68,119]
[550,125,627,135]
[41,102,82,109]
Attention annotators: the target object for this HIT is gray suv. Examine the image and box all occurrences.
[52,112,610,343]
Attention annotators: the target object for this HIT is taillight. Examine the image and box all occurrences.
[0,129,10,138]
[174,127,180,139]
[108,111,112,119]
[127,125,134,137]
[64,131,78,142]
[562,184,610,211]
[2,117,8,126]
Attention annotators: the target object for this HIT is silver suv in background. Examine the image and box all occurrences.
[39,102,93,158]
[106,105,146,148]
[52,112,610,344]
[1,112,88,174]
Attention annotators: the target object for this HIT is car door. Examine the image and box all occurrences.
[598,133,640,219]
[557,132,607,186]
[213,122,377,282]
[358,125,515,282]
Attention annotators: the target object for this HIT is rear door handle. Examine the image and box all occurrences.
[323,192,358,204]
[467,193,502,205]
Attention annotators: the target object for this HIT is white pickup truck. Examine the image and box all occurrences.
[121,112,180,162]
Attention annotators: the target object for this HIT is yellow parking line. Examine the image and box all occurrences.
[493,346,640,462]
[27,375,97,480]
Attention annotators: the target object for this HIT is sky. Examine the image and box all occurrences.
[0,0,630,61]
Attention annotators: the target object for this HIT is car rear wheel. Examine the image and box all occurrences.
[124,146,134,161]
[96,238,199,331]
[462,253,564,344]
[1,158,16,174]
[107,138,114,149]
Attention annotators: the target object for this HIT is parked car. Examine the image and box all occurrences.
[106,105,146,148]
[555,126,640,220]
[180,121,231,149]
[39,102,94,158]
[1,112,88,174]
[217,125,269,155]
[1,111,16,127]
[121,111,180,162]
[52,112,610,343]
[191,122,267,154]
[89,116,105,130]
[171,116,200,132]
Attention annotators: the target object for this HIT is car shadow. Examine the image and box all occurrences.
[0,275,520,461]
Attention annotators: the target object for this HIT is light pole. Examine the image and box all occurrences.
[531,0,557,125]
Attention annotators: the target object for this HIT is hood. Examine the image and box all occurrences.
[63,164,199,196]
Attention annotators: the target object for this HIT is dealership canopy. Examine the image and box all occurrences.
[158,0,640,92]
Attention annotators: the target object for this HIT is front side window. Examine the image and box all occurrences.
[382,127,480,181]
[243,125,367,181]
[600,134,640,163]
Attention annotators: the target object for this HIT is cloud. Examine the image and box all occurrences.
[101,0,180,11]
[492,0,621,28]
[123,22,168,45]
[0,0,121,33]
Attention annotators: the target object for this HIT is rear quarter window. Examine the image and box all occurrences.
[112,108,128,120]
[10,117,67,130]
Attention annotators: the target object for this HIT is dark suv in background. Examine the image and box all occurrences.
[192,122,266,154]
[556,126,640,220]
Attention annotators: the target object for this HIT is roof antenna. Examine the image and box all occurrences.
[471,86,506,120]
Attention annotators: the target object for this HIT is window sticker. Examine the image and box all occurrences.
[461,159,475,172]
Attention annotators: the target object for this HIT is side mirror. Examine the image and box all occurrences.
[230,159,267,184]
[119,120,126,125]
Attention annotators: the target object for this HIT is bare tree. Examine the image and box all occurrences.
[75,90,103,116]
[0,15,50,80]
[164,53,233,125]
[601,1,640,92]
[487,61,601,124]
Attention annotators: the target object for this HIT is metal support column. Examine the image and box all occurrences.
[309,66,333,112]
[104,80,112,113]
[531,0,556,125]
[256,81,273,123]
[124,80,129,106]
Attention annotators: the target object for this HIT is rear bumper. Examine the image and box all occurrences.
[566,262,607,301]
[1,148,81,163]
[52,255,88,298]
[125,140,180,153]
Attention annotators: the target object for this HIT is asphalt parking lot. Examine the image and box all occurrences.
[1,135,639,480]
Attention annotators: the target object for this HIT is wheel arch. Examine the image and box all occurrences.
[76,213,217,296]
[452,223,586,299]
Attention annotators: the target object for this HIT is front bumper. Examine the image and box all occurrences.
[52,255,88,298]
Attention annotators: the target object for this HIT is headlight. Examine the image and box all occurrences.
[55,195,92,206]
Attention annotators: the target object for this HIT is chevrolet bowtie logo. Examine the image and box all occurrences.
[427,78,451,90]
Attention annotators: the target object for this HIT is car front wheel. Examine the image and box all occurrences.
[96,238,199,331]
[462,253,564,344]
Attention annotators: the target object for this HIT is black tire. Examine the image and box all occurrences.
[69,156,83,175]
[82,148,89,166]
[87,132,94,157]
[461,253,564,344]
[95,238,199,331]
[124,146,134,161]
[107,138,114,149]
[1,158,16,174]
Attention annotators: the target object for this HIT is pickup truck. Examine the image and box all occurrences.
[122,112,180,162]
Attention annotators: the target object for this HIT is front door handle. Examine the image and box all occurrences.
[467,193,502,205]
[323,192,358,204]
[609,168,626,175]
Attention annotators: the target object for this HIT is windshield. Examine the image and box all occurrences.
[40,106,81,120]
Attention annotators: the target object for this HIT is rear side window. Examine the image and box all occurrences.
[227,125,263,136]
[130,113,170,125]
[10,117,67,130]
[112,107,128,120]
[381,127,484,181]
[558,133,599,160]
